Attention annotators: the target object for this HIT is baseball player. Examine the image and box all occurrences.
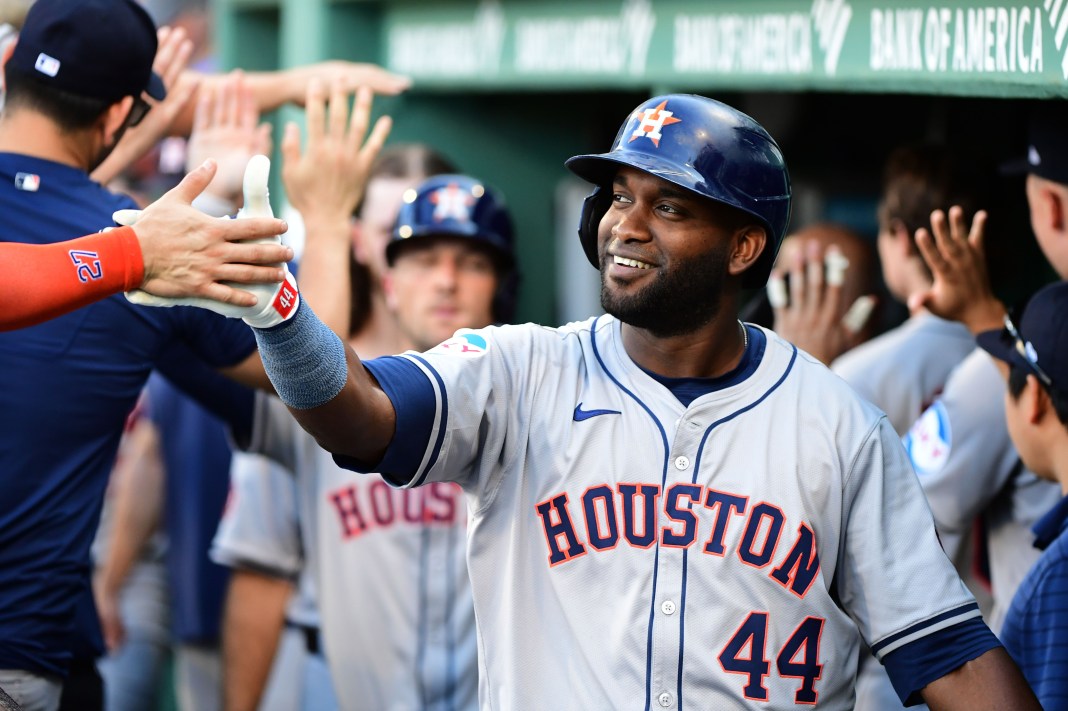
[900,103,1068,640]
[213,450,340,711]
[205,80,444,710]
[181,94,1040,709]
[972,281,1068,710]
[830,145,989,436]
[216,173,514,710]
[0,159,290,332]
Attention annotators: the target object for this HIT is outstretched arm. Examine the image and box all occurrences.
[0,161,290,332]
[169,60,410,138]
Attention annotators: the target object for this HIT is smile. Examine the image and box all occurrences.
[612,255,653,269]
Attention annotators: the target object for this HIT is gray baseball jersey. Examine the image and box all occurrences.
[831,313,974,711]
[238,393,478,711]
[831,313,975,435]
[902,347,1061,632]
[360,317,982,710]
[211,452,335,711]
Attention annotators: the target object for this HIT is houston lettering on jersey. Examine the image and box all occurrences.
[329,480,464,539]
[535,483,820,598]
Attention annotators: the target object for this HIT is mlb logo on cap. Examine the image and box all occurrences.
[34,53,60,78]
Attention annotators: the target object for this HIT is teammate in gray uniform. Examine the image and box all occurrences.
[213,452,339,711]
[902,104,1068,638]
[832,146,983,436]
[227,174,513,711]
[156,95,1039,709]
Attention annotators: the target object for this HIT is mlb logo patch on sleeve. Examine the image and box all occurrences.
[15,173,40,192]
[903,401,951,475]
[429,330,490,357]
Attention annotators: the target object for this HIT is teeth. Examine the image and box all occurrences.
[613,256,652,269]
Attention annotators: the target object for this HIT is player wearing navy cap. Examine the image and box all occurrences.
[0,2,298,709]
[901,103,1068,643]
[973,282,1068,709]
[163,95,1039,709]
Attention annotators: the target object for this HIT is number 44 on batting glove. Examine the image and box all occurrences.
[121,155,300,329]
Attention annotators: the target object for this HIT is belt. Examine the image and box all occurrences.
[286,621,321,656]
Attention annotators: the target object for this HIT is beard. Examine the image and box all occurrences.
[600,242,731,338]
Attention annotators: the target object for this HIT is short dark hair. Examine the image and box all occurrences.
[1008,363,1068,429]
[353,144,457,219]
[879,145,988,244]
[4,64,111,132]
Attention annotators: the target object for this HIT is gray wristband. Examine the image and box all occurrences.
[253,302,348,410]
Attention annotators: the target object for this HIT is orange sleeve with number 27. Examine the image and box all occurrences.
[2,226,144,331]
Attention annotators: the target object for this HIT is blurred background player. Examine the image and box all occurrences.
[900,103,1067,649]
[761,221,878,364]
[218,171,515,711]
[212,141,461,711]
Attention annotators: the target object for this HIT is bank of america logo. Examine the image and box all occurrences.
[1044,0,1068,78]
[811,0,852,75]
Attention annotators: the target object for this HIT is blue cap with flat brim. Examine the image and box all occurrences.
[10,0,165,104]
[977,281,1068,392]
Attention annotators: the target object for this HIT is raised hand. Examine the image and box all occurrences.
[769,239,876,365]
[909,206,1004,335]
[281,81,392,225]
[185,70,273,207]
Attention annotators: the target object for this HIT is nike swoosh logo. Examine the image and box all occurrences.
[573,403,621,421]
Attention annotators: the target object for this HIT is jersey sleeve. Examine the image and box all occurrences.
[837,416,984,665]
[903,349,1018,536]
[881,616,1001,704]
[340,326,526,495]
[210,451,302,578]
[245,391,303,472]
[0,227,143,331]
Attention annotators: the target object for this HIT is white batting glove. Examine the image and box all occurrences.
[122,155,300,329]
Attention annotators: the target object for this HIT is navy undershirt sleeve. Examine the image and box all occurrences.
[153,341,255,445]
[332,356,436,486]
[881,616,1001,705]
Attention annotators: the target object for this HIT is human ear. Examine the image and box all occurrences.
[100,97,134,143]
[1025,374,1049,425]
[728,225,767,277]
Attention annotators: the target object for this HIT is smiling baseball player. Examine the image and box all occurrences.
[152,95,1038,710]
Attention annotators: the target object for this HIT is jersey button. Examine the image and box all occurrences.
[661,600,676,615]
[658,691,674,707]
[674,455,689,470]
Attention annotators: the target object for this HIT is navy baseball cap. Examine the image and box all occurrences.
[977,281,1068,394]
[9,0,165,104]
[1000,102,1068,186]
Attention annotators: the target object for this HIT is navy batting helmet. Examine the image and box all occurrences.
[388,174,519,322]
[565,94,791,288]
